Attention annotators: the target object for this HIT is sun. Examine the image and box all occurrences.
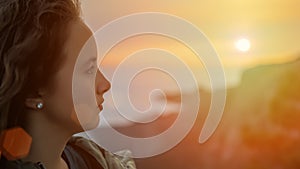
[235,38,251,52]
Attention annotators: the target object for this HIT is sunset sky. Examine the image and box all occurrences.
[82,0,300,67]
[80,0,300,90]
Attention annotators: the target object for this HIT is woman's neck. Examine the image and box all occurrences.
[22,113,73,169]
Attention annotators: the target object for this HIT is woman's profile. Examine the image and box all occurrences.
[0,0,136,168]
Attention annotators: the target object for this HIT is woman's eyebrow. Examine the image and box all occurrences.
[81,57,97,69]
[85,57,97,64]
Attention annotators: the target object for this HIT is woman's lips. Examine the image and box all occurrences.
[97,98,104,110]
[98,104,103,110]
[97,101,104,110]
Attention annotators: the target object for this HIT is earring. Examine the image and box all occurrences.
[36,102,44,109]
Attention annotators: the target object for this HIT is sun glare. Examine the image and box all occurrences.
[235,38,251,52]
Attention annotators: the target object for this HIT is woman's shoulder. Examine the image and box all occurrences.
[64,136,136,169]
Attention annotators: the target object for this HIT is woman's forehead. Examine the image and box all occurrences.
[63,20,97,62]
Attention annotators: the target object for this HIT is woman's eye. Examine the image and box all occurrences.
[87,64,97,74]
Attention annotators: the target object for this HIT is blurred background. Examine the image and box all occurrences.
[80,0,300,168]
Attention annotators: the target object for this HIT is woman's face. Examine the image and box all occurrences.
[41,20,110,133]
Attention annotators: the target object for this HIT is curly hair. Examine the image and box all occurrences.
[0,0,81,130]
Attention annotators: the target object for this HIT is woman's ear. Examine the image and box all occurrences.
[25,98,44,110]
[25,90,46,110]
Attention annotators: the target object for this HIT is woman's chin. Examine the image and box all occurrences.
[79,114,100,132]
[71,104,102,131]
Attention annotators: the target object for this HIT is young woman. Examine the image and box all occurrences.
[0,0,136,168]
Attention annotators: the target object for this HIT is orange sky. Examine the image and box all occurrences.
[82,0,300,69]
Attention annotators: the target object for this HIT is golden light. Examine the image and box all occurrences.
[235,38,251,52]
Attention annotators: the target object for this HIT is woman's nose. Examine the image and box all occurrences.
[96,70,111,94]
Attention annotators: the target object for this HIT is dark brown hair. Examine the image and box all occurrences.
[0,0,81,130]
